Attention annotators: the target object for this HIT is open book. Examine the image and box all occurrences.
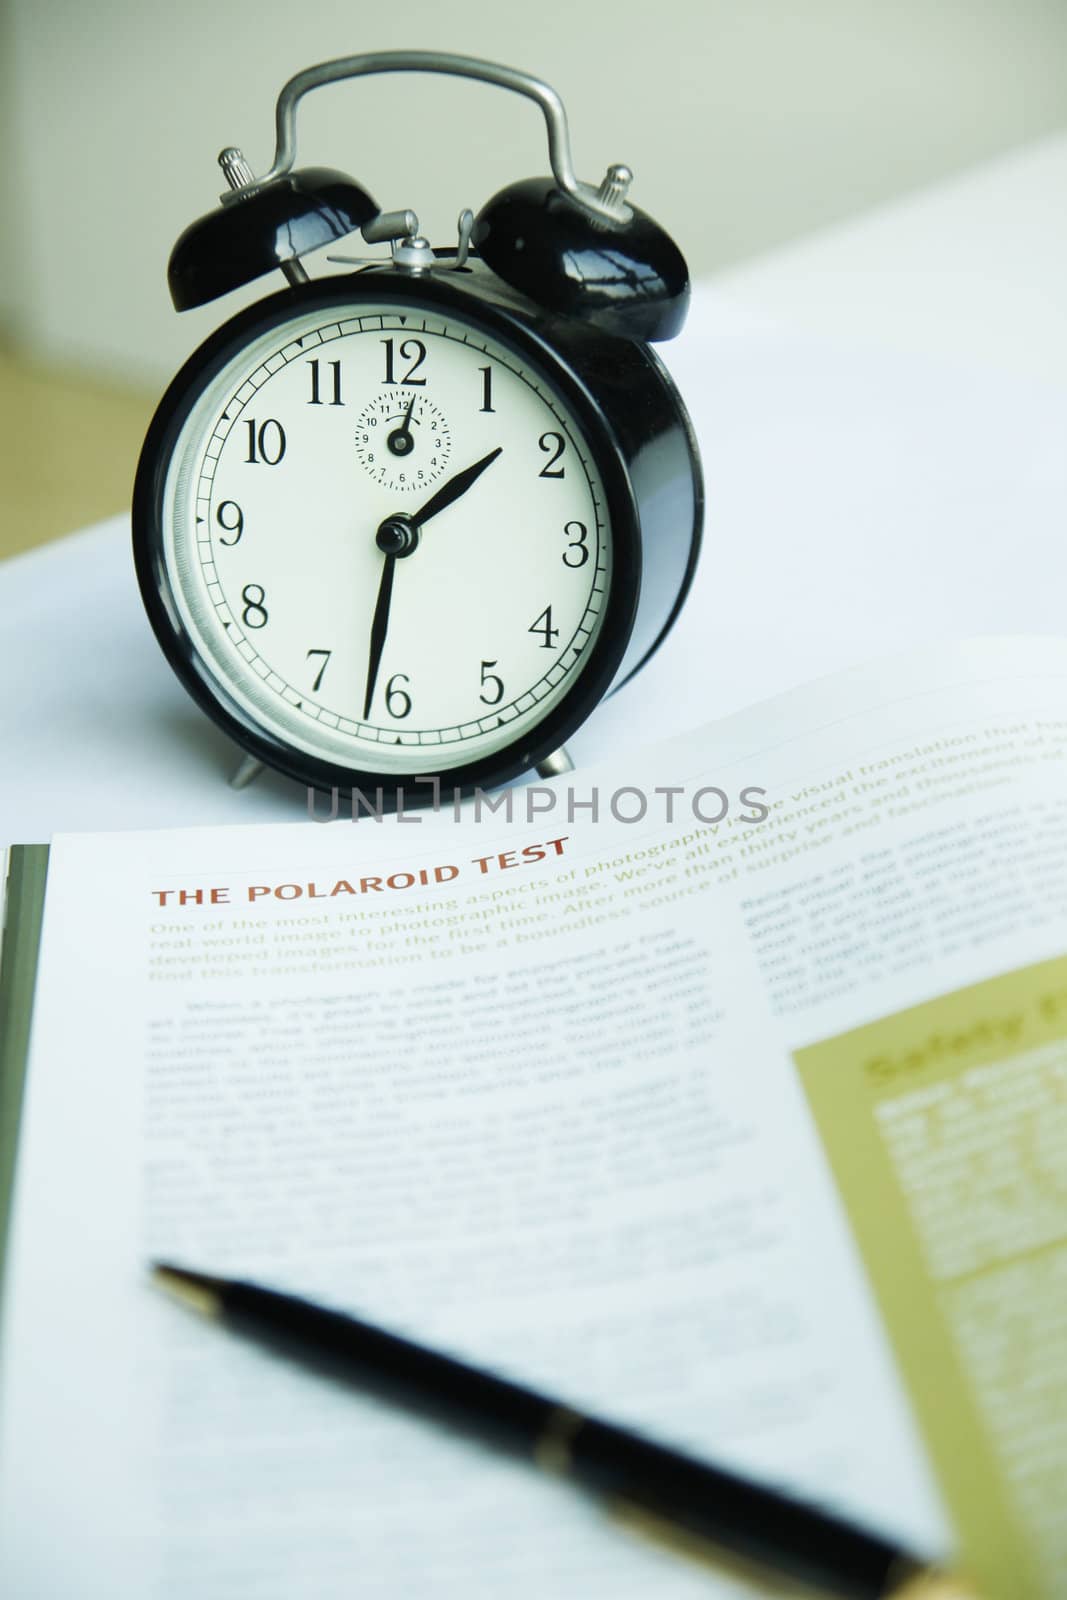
[1,636,1064,1599]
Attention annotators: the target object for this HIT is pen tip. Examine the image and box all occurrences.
[151,1262,224,1318]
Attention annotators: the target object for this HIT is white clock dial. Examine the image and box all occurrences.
[161,299,613,776]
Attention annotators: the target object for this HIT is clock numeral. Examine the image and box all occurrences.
[244,418,286,465]
[306,649,332,692]
[478,365,495,413]
[307,358,343,406]
[385,672,413,718]
[528,607,560,649]
[562,519,589,568]
[241,584,269,629]
[538,432,566,478]
[381,338,427,386]
[215,500,244,546]
[479,660,504,706]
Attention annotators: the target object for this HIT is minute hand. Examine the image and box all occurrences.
[410,446,502,527]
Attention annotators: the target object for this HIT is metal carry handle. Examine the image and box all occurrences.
[227,49,631,223]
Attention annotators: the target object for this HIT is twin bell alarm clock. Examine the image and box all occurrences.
[133,51,704,800]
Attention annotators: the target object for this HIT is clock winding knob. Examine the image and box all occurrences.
[218,147,257,193]
[596,164,633,214]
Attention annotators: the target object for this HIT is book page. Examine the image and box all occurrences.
[1,636,1065,1598]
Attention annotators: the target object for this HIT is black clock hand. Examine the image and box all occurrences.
[362,552,396,720]
[408,446,502,528]
[374,448,504,557]
[366,448,503,716]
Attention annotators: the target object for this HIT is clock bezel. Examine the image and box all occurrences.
[133,268,643,801]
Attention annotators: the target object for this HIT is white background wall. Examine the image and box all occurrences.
[4,0,1067,390]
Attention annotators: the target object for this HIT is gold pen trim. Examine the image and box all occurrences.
[886,1566,983,1600]
[533,1404,585,1475]
[610,1499,817,1596]
[616,1505,984,1599]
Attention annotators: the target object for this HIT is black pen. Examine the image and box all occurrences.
[152,1264,977,1599]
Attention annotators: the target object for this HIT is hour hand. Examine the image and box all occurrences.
[410,446,502,528]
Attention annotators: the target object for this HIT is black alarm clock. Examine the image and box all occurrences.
[133,51,703,800]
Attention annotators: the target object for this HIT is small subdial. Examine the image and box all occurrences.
[353,393,453,492]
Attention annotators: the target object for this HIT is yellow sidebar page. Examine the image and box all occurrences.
[796,954,1067,1600]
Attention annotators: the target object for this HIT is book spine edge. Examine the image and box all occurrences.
[0,843,50,1315]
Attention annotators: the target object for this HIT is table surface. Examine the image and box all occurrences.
[3,133,1066,845]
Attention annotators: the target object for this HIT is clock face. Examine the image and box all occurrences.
[156,292,616,778]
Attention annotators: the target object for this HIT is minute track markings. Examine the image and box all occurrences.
[206,316,591,435]
[221,605,603,742]
[203,580,603,736]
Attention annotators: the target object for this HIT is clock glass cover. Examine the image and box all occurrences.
[159,299,614,777]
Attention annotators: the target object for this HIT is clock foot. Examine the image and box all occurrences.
[536,746,574,779]
[228,755,264,790]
